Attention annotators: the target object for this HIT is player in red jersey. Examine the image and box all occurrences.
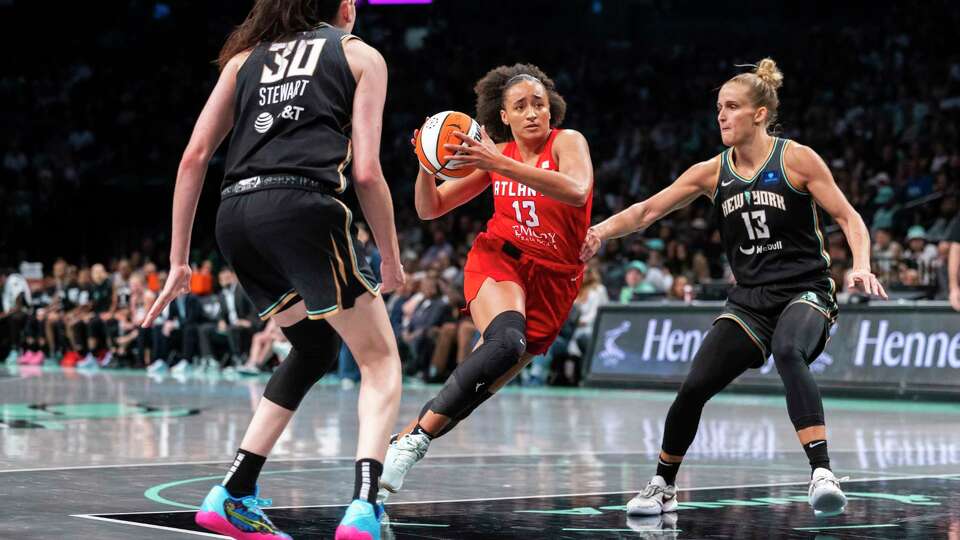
[379,63,594,495]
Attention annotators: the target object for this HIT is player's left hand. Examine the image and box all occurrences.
[846,269,888,299]
[444,126,502,171]
[579,226,603,262]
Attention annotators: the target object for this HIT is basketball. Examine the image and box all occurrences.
[415,111,481,181]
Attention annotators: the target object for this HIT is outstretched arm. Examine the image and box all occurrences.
[579,156,719,261]
[785,142,887,299]
[143,52,245,326]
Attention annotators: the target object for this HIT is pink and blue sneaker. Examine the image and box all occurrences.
[195,485,291,540]
[335,499,385,540]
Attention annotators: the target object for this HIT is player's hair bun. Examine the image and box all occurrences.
[754,58,783,90]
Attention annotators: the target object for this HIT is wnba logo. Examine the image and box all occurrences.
[254,112,274,133]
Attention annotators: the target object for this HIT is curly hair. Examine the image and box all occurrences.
[474,63,567,143]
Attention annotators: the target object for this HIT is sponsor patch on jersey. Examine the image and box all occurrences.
[762,170,781,185]
[254,112,274,134]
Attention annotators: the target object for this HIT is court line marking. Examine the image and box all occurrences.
[0,449,942,475]
[78,472,960,517]
[71,514,230,538]
[142,463,834,511]
[794,523,900,531]
[0,451,637,474]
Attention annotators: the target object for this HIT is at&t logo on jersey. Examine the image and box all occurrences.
[254,112,274,133]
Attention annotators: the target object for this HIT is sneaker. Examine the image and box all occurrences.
[626,476,678,516]
[238,365,260,377]
[809,467,847,516]
[5,350,20,365]
[171,358,191,375]
[146,359,169,374]
[78,353,99,370]
[61,351,80,368]
[195,485,291,540]
[30,351,46,366]
[380,432,431,493]
[335,499,385,540]
[99,351,114,368]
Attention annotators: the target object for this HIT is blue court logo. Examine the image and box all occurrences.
[762,171,781,184]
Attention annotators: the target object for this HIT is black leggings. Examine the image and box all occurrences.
[661,305,829,456]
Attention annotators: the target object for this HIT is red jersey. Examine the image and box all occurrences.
[485,129,592,265]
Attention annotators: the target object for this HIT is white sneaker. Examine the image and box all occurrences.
[626,476,678,516]
[99,351,114,368]
[380,432,431,493]
[78,353,99,370]
[146,360,169,374]
[237,365,260,376]
[809,467,847,516]
[171,359,191,375]
[4,350,19,365]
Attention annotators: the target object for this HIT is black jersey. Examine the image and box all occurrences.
[223,23,358,194]
[714,138,830,286]
[90,280,114,313]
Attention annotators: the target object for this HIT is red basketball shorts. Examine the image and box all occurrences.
[463,233,584,355]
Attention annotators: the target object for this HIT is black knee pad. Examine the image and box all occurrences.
[263,318,341,411]
[431,311,525,417]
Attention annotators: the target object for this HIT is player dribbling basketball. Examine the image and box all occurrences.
[380,63,595,495]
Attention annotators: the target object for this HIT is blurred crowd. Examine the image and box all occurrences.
[2,2,960,383]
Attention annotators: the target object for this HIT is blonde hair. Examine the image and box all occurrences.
[725,58,784,127]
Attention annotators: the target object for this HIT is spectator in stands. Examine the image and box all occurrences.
[401,272,451,379]
[148,287,202,375]
[872,228,902,284]
[1,268,31,364]
[198,268,258,370]
[947,219,960,311]
[619,261,656,302]
[238,319,289,376]
[189,259,214,297]
[902,225,940,287]
[644,249,673,293]
[667,275,692,302]
[61,267,92,367]
[569,265,608,357]
[77,263,115,368]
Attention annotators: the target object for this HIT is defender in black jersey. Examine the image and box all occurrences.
[142,2,403,539]
[583,59,886,520]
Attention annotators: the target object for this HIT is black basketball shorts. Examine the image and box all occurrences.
[714,275,838,367]
[216,188,380,321]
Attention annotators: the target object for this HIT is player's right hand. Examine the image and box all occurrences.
[380,259,405,294]
[580,226,603,262]
[142,263,191,327]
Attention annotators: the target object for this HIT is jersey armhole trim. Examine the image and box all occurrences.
[780,140,809,195]
[709,153,723,203]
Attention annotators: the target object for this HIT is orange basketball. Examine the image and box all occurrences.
[415,111,481,181]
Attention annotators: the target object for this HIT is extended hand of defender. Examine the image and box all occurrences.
[142,263,191,327]
[845,269,888,299]
[381,259,405,294]
[444,126,501,171]
[580,226,602,262]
